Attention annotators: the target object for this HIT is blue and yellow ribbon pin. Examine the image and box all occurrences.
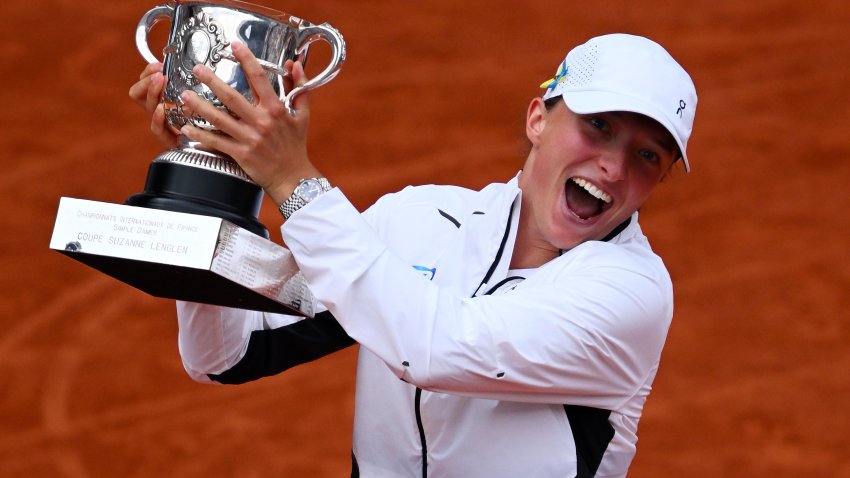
[540,61,569,90]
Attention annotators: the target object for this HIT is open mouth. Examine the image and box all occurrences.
[565,177,612,220]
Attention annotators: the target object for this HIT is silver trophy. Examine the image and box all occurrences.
[128,0,346,237]
[48,1,345,315]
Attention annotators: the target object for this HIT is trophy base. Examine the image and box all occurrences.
[50,197,316,316]
[126,160,269,238]
[59,252,296,313]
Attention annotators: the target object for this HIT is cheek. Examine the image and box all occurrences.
[522,150,557,193]
[625,173,662,206]
[533,141,574,183]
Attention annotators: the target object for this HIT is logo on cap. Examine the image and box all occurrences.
[677,100,686,118]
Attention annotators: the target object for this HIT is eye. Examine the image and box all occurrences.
[638,149,660,163]
[587,116,609,132]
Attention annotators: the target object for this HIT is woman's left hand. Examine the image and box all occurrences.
[178,41,323,205]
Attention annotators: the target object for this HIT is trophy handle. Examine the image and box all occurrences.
[283,22,347,117]
[135,4,175,63]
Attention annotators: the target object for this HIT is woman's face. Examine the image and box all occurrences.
[518,98,678,257]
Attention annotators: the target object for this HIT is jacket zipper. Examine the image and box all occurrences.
[473,205,516,297]
[413,205,516,477]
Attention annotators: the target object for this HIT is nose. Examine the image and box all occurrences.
[597,147,628,181]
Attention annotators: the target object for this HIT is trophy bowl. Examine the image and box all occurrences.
[127,0,345,237]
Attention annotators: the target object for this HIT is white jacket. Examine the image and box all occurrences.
[177,175,674,478]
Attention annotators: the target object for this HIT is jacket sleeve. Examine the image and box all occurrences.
[172,195,403,385]
[176,304,354,385]
[282,189,672,411]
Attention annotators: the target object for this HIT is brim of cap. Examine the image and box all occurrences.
[560,91,691,172]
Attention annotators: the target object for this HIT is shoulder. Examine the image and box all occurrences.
[360,180,520,258]
[569,239,669,281]
[376,182,495,208]
[530,236,675,347]
[545,221,673,303]
[365,180,518,224]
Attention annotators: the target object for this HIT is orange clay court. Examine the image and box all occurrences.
[0,0,848,476]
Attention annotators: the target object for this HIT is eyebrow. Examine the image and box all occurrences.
[609,111,678,154]
[651,134,678,156]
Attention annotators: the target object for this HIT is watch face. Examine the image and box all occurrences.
[297,179,324,202]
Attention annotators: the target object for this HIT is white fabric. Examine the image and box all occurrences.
[175,175,674,477]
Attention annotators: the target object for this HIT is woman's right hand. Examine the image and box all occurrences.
[128,62,180,149]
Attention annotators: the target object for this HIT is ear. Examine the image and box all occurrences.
[526,97,547,146]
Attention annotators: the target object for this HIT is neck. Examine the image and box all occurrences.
[510,203,558,269]
[510,242,559,269]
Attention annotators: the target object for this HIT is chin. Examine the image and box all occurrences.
[552,221,616,250]
[549,231,587,252]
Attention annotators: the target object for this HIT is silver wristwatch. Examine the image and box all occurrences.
[279,178,332,219]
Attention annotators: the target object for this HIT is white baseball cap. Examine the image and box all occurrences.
[541,34,697,172]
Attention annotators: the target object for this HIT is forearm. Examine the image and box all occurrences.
[176,301,277,382]
[176,301,355,384]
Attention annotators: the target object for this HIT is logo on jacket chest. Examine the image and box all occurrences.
[412,265,436,281]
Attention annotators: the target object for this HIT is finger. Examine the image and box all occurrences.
[289,61,311,115]
[179,89,246,139]
[129,64,164,107]
[145,72,165,114]
[151,104,179,148]
[180,123,241,160]
[151,104,166,136]
[231,41,279,107]
[140,62,163,80]
[191,63,257,121]
[129,77,150,107]
[282,59,296,93]
[292,60,308,87]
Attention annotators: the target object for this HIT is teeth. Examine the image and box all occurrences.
[572,178,612,203]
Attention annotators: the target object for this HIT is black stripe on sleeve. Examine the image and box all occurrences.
[564,405,615,478]
[209,311,355,384]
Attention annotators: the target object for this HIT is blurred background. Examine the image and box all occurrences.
[1,0,848,476]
